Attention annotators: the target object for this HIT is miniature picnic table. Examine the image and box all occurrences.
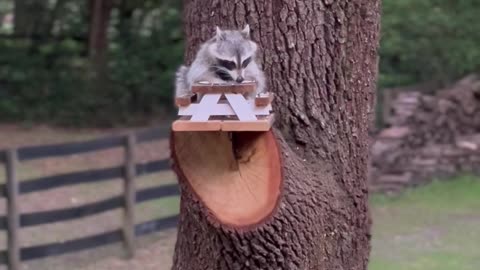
[172,81,274,132]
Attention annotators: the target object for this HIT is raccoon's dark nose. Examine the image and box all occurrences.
[236,76,244,83]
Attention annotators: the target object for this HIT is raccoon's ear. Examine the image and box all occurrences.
[215,26,226,41]
[241,24,251,38]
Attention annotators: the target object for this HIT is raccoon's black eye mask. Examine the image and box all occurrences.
[216,59,236,70]
[216,57,253,70]
[242,57,252,68]
[210,66,234,81]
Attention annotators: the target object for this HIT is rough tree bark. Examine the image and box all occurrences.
[88,0,114,70]
[170,0,381,269]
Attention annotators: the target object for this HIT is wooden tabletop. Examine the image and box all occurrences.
[191,81,257,94]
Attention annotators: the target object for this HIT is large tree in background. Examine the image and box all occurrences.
[88,0,114,71]
[13,0,49,37]
[172,0,381,268]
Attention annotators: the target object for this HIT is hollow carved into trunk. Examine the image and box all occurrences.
[172,131,282,227]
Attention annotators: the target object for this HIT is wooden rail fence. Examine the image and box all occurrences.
[0,126,179,270]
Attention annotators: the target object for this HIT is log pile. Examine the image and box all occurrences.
[384,91,422,127]
[370,74,480,193]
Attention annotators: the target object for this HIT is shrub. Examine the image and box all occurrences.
[380,0,480,88]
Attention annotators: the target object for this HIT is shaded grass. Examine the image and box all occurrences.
[369,175,480,270]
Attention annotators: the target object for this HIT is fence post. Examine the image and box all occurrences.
[123,133,136,258]
[6,149,20,270]
[382,89,393,126]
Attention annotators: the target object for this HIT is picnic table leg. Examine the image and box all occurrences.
[190,94,222,121]
[224,94,257,121]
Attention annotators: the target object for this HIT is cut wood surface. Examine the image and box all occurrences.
[175,94,197,107]
[221,114,275,131]
[172,115,274,132]
[171,131,282,226]
[172,118,222,132]
[191,82,256,94]
[255,93,274,107]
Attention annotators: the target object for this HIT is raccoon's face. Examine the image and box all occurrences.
[208,25,257,83]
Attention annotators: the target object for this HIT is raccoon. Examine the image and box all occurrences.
[175,25,266,99]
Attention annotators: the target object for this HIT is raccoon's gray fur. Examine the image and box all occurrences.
[175,25,266,98]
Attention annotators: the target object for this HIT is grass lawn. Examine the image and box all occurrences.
[369,175,480,270]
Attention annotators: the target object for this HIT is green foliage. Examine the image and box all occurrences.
[380,0,480,88]
[108,4,183,119]
[0,1,183,126]
[0,38,91,124]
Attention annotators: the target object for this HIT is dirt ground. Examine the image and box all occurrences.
[22,229,178,270]
[0,124,178,270]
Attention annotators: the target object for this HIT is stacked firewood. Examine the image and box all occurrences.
[370,74,480,193]
[385,91,422,127]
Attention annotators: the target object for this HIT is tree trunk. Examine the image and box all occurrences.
[88,0,113,70]
[117,0,135,42]
[170,0,381,269]
[14,0,50,38]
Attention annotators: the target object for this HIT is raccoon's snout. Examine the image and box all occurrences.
[236,76,244,83]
